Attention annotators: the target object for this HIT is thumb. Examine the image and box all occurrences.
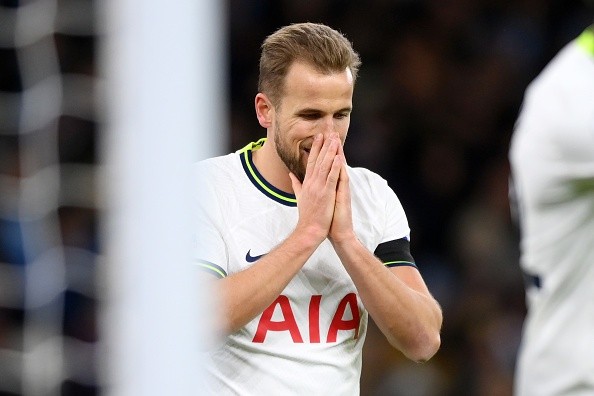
[288,172,302,199]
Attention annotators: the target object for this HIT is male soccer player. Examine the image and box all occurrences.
[195,23,442,395]
[509,23,594,396]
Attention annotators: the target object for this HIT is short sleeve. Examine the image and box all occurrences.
[193,162,229,278]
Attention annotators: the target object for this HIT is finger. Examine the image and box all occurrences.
[305,133,323,178]
[336,139,348,166]
[336,160,350,197]
[326,153,342,190]
[289,172,302,199]
[317,136,340,178]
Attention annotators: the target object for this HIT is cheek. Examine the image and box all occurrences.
[286,125,314,148]
[279,118,303,137]
[337,120,350,141]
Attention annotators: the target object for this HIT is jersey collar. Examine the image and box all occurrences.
[238,138,297,207]
[577,25,594,57]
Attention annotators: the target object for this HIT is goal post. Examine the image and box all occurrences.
[98,0,226,394]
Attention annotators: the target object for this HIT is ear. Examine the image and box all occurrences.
[255,93,274,128]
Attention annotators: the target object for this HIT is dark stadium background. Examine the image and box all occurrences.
[226,1,591,395]
[0,0,592,395]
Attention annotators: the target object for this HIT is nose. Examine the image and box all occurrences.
[320,117,337,138]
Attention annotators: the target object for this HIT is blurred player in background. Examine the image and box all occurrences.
[509,21,594,396]
[195,22,442,394]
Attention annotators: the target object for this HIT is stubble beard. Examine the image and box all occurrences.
[274,121,307,183]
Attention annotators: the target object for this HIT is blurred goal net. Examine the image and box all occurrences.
[0,0,224,394]
[0,0,99,394]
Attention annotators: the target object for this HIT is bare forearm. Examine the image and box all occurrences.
[332,237,442,362]
[218,230,321,334]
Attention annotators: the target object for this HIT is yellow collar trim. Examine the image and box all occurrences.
[577,26,594,56]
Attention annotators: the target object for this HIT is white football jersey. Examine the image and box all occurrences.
[509,27,594,395]
[194,138,415,395]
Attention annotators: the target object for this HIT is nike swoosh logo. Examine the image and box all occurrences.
[246,249,267,263]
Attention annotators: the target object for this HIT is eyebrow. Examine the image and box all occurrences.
[297,107,352,115]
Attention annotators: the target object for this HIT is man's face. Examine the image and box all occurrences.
[272,61,354,182]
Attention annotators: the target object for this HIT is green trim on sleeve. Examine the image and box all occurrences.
[384,260,417,268]
[195,259,227,279]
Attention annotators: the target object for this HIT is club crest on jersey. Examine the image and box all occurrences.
[252,293,361,343]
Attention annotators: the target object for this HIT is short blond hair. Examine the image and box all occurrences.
[258,22,361,106]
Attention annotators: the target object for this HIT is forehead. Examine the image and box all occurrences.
[280,61,354,108]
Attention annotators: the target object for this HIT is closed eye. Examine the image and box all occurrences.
[299,112,322,120]
[297,109,351,120]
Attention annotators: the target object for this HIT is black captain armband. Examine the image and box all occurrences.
[374,238,417,268]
